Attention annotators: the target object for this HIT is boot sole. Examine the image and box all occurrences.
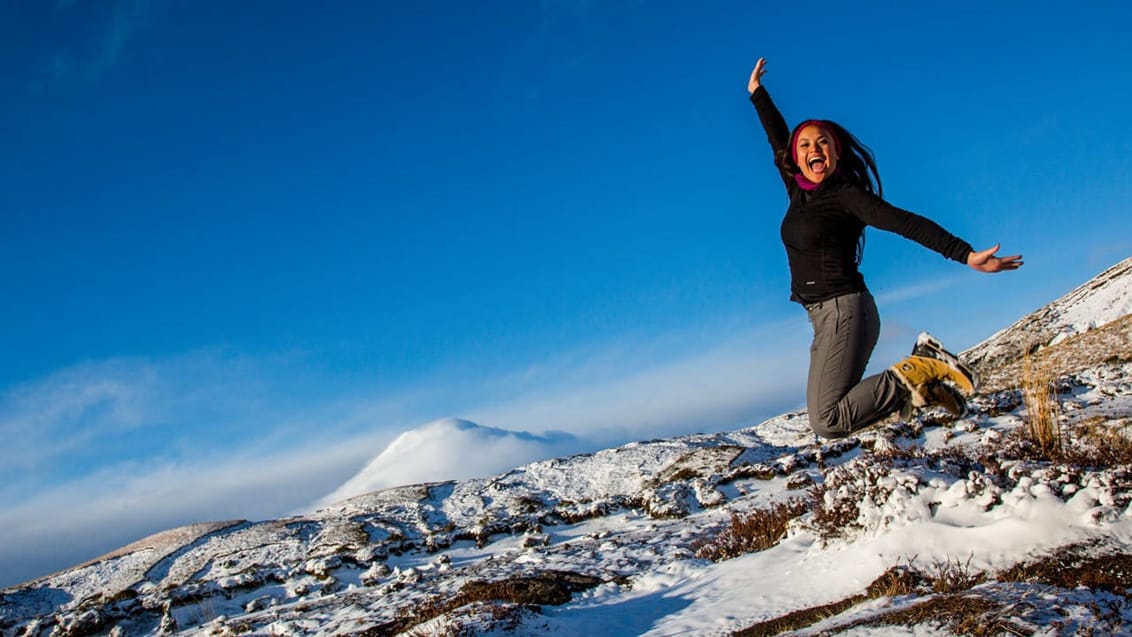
[913,332,980,392]
[898,381,969,420]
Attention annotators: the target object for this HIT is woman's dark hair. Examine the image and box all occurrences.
[776,120,880,262]
[775,120,883,197]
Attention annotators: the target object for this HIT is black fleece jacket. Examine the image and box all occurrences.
[750,86,974,305]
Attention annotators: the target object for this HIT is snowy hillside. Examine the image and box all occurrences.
[3,257,1132,637]
[963,256,1132,387]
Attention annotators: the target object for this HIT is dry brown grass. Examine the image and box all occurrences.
[998,544,1132,594]
[857,595,1024,636]
[864,564,924,597]
[1063,417,1132,467]
[730,592,867,637]
[996,413,1132,469]
[733,542,1132,636]
[1020,351,1063,458]
[925,555,986,594]
[692,500,809,562]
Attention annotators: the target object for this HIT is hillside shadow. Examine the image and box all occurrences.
[1,585,74,621]
[539,587,696,636]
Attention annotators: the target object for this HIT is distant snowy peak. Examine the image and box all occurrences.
[964,256,1132,372]
[313,418,581,509]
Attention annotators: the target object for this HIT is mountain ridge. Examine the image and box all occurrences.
[963,256,1132,381]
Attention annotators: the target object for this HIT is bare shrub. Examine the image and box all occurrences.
[693,500,809,562]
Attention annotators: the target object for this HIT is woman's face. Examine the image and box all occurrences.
[794,124,838,183]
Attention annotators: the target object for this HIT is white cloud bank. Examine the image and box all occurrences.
[313,418,585,509]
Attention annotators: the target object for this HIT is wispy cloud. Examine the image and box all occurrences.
[0,434,383,587]
[0,360,156,470]
[1087,243,1132,267]
[30,0,154,88]
[872,274,968,306]
[82,0,150,81]
[0,351,275,477]
[468,318,813,443]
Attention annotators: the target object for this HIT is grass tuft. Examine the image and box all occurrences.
[925,555,985,594]
[1020,349,1063,458]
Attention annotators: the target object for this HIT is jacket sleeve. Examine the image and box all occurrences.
[749,86,793,190]
[840,186,974,264]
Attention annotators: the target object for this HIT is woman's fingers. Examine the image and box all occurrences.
[968,244,1023,272]
[748,57,766,93]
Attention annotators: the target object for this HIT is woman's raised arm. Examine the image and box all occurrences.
[747,57,792,188]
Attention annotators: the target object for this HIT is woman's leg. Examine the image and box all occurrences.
[805,292,908,438]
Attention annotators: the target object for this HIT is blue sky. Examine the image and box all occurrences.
[2,1,1131,587]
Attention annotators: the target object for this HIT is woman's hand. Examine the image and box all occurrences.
[748,58,767,94]
[967,244,1023,273]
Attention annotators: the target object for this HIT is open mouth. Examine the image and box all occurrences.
[807,156,827,174]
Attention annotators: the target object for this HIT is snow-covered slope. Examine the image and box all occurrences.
[963,256,1132,379]
[3,256,1132,637]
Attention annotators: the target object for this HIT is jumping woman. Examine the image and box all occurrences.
[747,57,1022,439]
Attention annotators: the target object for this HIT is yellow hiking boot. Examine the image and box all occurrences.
[891,355,976,412]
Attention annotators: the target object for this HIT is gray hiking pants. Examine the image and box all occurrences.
[805,291,909,439]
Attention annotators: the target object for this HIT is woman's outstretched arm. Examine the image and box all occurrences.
[747,58,792,188]
[840,187,1024,273]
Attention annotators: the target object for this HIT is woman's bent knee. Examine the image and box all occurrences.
[808,410,850,439]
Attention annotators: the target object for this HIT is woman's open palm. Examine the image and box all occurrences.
[748,58,767,94]
[968,244,1024,273]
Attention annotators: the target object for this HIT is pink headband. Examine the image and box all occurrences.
[790,120,840,163]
